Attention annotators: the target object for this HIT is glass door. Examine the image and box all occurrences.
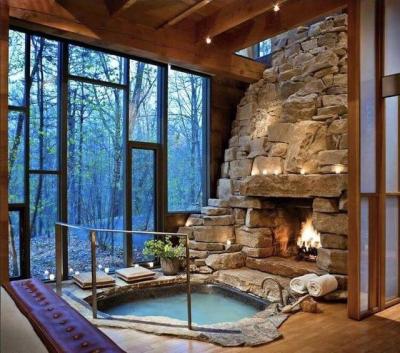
[382,0,400,307]
[126,146,160,265]
[383,96,400,304]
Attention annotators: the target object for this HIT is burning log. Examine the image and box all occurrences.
[296,217,321,262]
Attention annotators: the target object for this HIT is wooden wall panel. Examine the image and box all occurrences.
[0,0,9,284]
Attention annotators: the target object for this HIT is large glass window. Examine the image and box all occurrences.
[28,35,60,279]
[67,46,125,272]
[8,209,22,278]
[132,149,156,262]
[129,60,160,143]
[128,59,161,262]
[29,174,58,278]
[236,39,272,60]
[8,30,25,107]
[168,68,207,212]
[30,36,59,172]
[7,29,209,279]
[69,45,125,84]
[67,80,124,228]
[8,111,25,204]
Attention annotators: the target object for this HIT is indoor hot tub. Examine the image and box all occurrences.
[97,283,268,325]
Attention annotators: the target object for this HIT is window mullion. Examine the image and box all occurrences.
[59,41,69,280]
[23,32,31,278]
[123,57,132,267]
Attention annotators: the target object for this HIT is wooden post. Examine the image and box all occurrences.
[347,0,361,320]
[0,0,9,285]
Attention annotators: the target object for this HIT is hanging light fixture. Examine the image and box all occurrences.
[273,3,280,12]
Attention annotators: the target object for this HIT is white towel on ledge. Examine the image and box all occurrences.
[289,273,319,294]
[307,274,338,297]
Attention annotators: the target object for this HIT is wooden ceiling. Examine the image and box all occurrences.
[8,0,348,82]
[106,0,235,30]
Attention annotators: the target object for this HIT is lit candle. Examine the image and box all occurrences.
[262,170,268,175]
[74,271,80,276]
[49,274,55,281]
[69,268,74,274]
[134,264,139,268]
[104,267,110,274]
[300,168,306,175]
[226,239,232,246]
[333,164,344,174]
[98,264,103,270]
[148,262,154,268]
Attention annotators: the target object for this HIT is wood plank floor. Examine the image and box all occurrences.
[101,303,400,353]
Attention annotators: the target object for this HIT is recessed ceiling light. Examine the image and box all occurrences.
[273,3,280,12]
[205,36,212,44]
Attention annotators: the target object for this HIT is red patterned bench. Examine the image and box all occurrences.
[3,279,126,353]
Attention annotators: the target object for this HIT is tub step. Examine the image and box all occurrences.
[214,267,290,302]
[246,257,326,278]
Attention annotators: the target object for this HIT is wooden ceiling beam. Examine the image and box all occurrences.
[159,0,213,29]
[9,0,264,82]
[214,0,348,52]
[196,0,280,42]
[104,0,138,17]
[180,0,198,5]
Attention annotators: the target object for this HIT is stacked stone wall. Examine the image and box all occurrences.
[181,14,349,280]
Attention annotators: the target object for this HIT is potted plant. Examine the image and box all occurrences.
[143,237,185,275]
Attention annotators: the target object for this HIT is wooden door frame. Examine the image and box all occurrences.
[347,0,361,320]
[347,0,384,320]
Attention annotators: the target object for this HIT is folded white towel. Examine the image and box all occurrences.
[290,273,319,294]
[307,274,338,297]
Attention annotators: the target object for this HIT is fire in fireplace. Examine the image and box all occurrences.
[296,217,321,262]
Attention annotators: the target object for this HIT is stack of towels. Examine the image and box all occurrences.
[289,273,338,297]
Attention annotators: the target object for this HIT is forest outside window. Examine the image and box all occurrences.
[7,28,209,279]
[129,60,160,143]
[168,68,208,213]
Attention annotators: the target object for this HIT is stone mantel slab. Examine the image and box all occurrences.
[240,174,347,198]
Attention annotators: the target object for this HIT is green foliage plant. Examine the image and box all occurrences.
[143,236,185,260]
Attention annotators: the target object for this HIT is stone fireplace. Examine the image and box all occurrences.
[181,14,348,289]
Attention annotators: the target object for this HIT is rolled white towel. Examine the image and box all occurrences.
[290,273,319,294]
[307,274,338,297]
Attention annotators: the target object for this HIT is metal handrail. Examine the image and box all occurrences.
[55,222,192,330]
